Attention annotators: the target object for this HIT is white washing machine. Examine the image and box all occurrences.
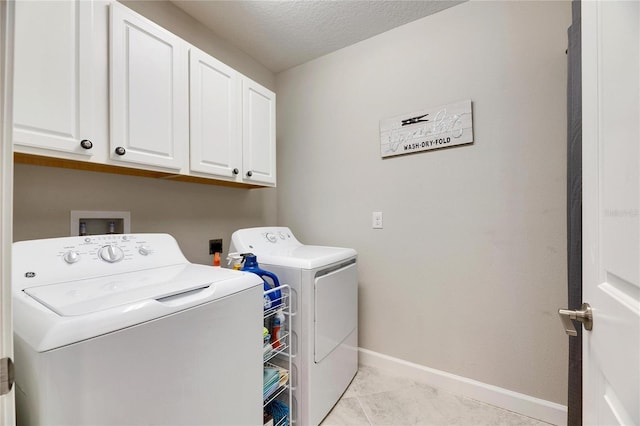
[12,233,263,425]
[231,227,358,426]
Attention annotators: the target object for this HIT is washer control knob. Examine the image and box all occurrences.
[265,233,277,243]
[99,245,125,263]
[63,251,80,264]
[138,246,151,256]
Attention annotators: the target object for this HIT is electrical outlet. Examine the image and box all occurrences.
[372,212,383,229]
[209,239,223,255]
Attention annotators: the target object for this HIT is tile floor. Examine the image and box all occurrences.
[320,366,552,426]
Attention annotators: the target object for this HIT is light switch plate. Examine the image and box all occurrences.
[372,211,383,229]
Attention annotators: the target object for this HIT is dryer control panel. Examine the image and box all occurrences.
[230,227,303,254]
[230,227,357,270]
[263,229,294,244]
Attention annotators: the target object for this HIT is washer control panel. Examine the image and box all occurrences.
[58,235,155,265]
[13,234,187,289]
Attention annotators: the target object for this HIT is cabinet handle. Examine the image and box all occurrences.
[232,168,239,175]
[80,139,93,149]
[246,170,253,177]
[114,147,126,156]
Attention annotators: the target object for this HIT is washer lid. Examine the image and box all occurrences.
[23,264,243,316]
[257,245,357,269]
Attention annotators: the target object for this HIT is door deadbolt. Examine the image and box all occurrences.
[558,303,593,336]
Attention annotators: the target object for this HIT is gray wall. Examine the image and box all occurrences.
[13,165,275,265]
[275,1,570,404]
[13,0,277,264]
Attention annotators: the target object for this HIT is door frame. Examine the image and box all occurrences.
[566,1,582,425]
[0,0,15,423]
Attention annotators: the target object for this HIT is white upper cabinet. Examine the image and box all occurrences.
[13,1,274,187]
[109,2,188,172]
[190,50,276,187]
[189,47,241,179]
[242,78,276,186]
[13,0,96,157]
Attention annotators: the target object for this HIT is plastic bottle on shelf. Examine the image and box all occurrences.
[240,253,281,310]
[226,252,243,270]
[271,310,285,349]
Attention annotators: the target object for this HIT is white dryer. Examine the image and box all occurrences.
[231,227,358,426]
[12,233,263,425]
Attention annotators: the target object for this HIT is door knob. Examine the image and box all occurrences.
[115,146,126,156]
[558,303,593,336]
[80,139,93,149]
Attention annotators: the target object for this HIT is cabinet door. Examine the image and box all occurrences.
[110,2,187,171]
[13,0,95,157]
[242,78,276,186]
[189,47,241,179]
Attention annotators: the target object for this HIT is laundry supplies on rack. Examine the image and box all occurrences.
[265,400,290,426]
[262,282,292,425]
[263,367,280,400]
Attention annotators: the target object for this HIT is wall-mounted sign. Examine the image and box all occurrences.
[379,100,473,158]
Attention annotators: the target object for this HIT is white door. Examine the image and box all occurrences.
[582,1,639,425]
[0,0,15,423]
[110,2,188,172]
[242,78,276,186]
[189,47,241,180]
[12,0,95,157]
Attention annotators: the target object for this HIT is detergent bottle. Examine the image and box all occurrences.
[271,309,285,349]
[240,253,282,310]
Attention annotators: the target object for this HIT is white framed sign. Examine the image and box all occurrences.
[379,100,473,158]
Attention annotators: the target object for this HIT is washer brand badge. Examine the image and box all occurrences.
[25,272,36,278]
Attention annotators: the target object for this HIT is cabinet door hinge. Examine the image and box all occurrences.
[0,357,14,396]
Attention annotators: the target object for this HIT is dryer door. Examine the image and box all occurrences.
[314,260,357,362]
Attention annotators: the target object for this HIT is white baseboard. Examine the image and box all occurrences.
[358,348,567,426]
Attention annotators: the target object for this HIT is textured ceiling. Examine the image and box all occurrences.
[170,1,463,73]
